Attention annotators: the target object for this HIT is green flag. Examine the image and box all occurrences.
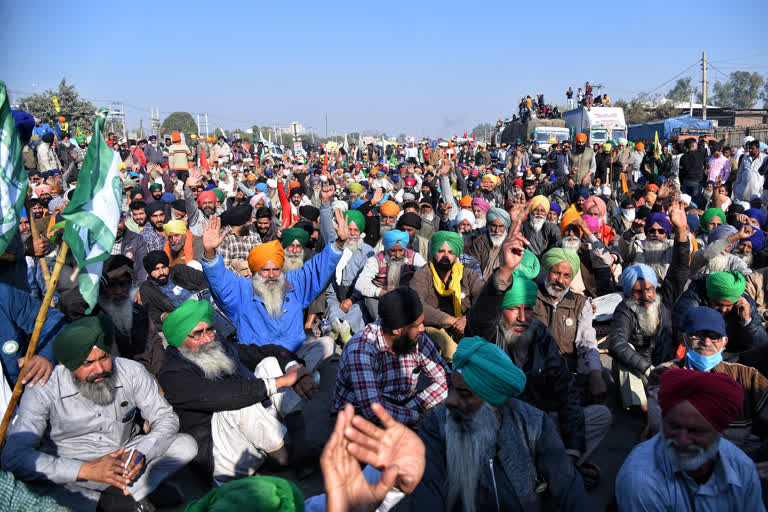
[62,108,122,313]
[0,81,28,256]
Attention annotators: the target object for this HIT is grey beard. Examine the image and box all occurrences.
[380,222,395,234]
[641,239,672,266]
[500,321,532,366]
[627,295,662,335]
[251,273,286,319]
[72,371,116,406]
[385,255,405,288]
[489,232,506,248]
[702,190,713,201]
[733,250,754,266]
[344,235,365,253]
[422,212,434,223]
[98,287,138,337]
[312,188,321,202]
[282,252,305,271]
[530,215,546,232]
[170,240,185,253]
[179,340,237,380]
[707,253,729,273]
[475,216,486,229]
[545,281,569,299]
[445,403,500,512]
[664,436,720,472]
[562,236,581,251]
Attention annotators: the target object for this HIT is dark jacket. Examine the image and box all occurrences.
[140,265,207,332]
[467,271,586,453]
[119,229,149,282]
[673,278,768,355]
[608,238,690,374]
[394,402,592,512]
[678,150,705,182]
[157,341,297,476]
[520,218,561,258]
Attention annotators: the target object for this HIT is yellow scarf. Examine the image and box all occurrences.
[430,261,464,318]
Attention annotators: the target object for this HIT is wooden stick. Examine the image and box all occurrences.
[0,242,69,446]
[24,195,51,288]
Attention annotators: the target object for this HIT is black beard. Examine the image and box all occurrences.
[435,256,453,270]
[152,193,162,200]
[151,274,169,286]
[115,226,127,240]
[392,333,416,355]
[574,145,586,154]
[257,227,269,237]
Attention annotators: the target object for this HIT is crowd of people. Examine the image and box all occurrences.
[3,106,768,511]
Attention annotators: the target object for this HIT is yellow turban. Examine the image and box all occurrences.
[248,240,285,272]
[530,195,550,214]
[380,201,400,216]
[560,207,582,235]
[163,219,187,236]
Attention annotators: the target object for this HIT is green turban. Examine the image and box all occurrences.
[185,475,304,512]
[513,250,540,280]
[162,299,213,348]
[502,276,539,309]
[343,210,366,231]
[452,336,527,405]
[53,315,115,371]
[430,231,464,260]
[212,188,226,204]
[281,228,309,248]
[149,183,163,192]
[706,271,746,303]
[700,208,726,233]
[541,248,580,276]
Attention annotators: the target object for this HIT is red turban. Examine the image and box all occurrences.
[658,368,743,432]
[197,190,216,206]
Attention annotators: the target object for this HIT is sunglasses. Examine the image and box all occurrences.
[646,228,667,235]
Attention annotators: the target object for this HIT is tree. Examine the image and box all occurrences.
[711,71,765,108]
[761,81,768,109]
[471,122,493,140]
[613,96,679,125]
[160,112,198,138]
[666,78,700,104]
[17,78,97,136]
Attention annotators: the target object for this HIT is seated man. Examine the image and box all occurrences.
[465,207,512,280]
[619,211,675,280]
[331,288,449,427]
[690,224,753,278]
[140,200,167,252]
[536,248,606,402]
[410,231,483,360]
[609,200,690,410]
[320,192,375,336]
[467,240,610,489]
[356,230,427,319]
[648,306,768,455]
[674,271,768,356]
[372,212,430,261]
[157,299,317,482]
[163,219,203,267]
[616,369,762,511]
[559,213,617,298]
[520,195,561,258]
[2,316,197,511]
[217,204,262,272]
[201,212,346,368]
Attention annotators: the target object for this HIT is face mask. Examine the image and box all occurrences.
[621,208,636,221]
[686,348,723,372]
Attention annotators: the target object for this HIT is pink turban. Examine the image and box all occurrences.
[471,197,491,214]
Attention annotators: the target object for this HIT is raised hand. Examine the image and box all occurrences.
[737,223,754,240]
[668,198,687,231]
[371,187,385,206]
[501,234,528,272]
[202,216,227,258]
[321,184,336,204]
[334,208,350,246]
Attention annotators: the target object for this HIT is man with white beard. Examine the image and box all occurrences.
[690,224,754,278]
[157,299,317,481]
[2,315,197,511]
[356,230,427,318]
[280,227,311,272]
[465,208,512,280]
[616,368,762,511]
[520,195,561,257]
[630,212,676,281]
[609,198,691,411]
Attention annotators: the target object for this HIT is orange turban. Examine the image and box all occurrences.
[575,133,587,143]
[380,201,400,216]
[57,116,65,123]
[459,195,473,207]
[248,240,285,272]
[171,132,181,143]
[635,142,645,151]
[560,207,582,235]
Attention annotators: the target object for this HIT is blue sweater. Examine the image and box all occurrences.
[203,241,342,351]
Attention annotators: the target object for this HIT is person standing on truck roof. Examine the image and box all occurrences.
[566,87,574,110]
[568,133,596,186]
[577,88,584,108]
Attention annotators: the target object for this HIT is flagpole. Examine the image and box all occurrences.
[25,194,51,288]
[0,241,69,446]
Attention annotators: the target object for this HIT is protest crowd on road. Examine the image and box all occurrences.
[4,84,768,511]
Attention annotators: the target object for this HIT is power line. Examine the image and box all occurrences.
[634,60,701,100]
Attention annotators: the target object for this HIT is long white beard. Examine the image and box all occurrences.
[530,215,546,232]
[664,436,720,472]
[282,251,305,271]
[98,286,139,337]
[641,239,671,265]
[179,340,237,380]
[251,273,286,319]
[344,234,365,253]
[627,295,661,336]
[475,216,486,229]
[733,250,754,267]
[489,231,506,248]
[707,253,729,273]
[562,236,581,251]
[385,254,405,288]
[422,212,434,223]
[445,403,501,512]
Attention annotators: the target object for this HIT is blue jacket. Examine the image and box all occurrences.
[203,241,342,351]
[0,283,68,386]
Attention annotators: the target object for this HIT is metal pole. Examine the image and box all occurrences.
[702,51,708,120]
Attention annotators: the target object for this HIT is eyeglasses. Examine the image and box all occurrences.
[685,333,725,344]
[646,228,667,235]
[188,326,216,341]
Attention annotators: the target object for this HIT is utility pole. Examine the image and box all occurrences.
[701,51,708,120]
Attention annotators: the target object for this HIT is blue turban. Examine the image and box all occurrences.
[255,183,268,195]
[351,199,365,209]
[360,180,369,190]
[161,192,176,204]
[382,230,410,251]
[621,264,658,297]
[572,188,590,202]
[12,109,35,146]
[708,224,737,249]
[686,213,700,234]
[549,203,562,216]
[486,208,511,229]
[746,208,766,228]
[644,212,672,236]
[452,337,527,405]
[309,176,321,186]
[203,183,217,191]
[746,228,766,252]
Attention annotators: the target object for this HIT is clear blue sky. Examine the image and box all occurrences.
[2,1,767,138]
